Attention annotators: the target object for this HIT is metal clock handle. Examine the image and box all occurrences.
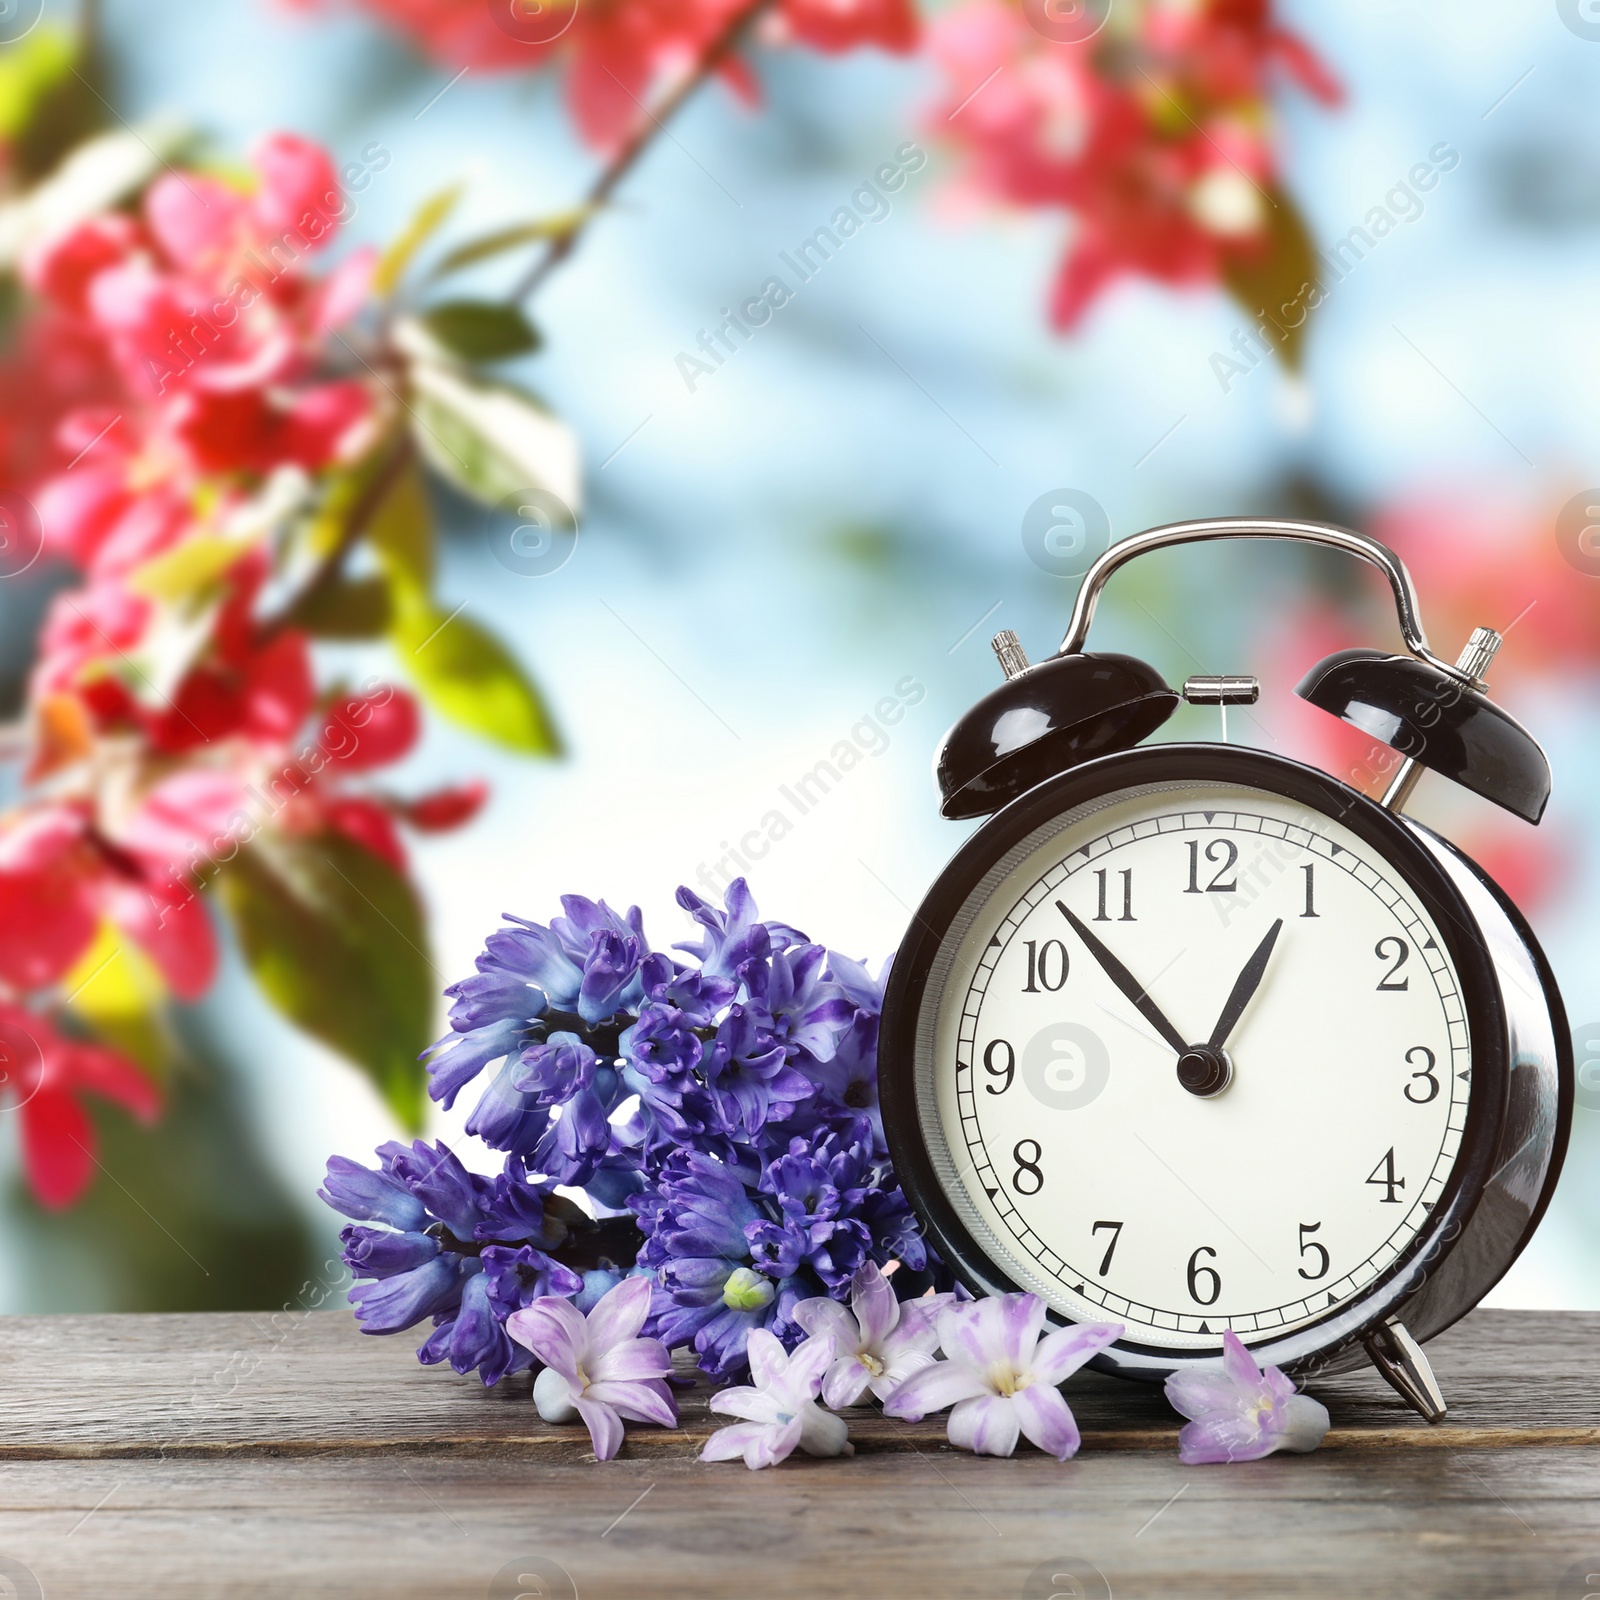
[1055,516,1470,684]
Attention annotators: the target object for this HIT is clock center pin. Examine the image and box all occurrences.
[1174,1044,1233,1098]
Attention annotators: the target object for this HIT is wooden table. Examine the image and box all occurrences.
[0,1309,1596,1598]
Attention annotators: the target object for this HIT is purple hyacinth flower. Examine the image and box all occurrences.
[793,1262,950,1408]
[1164,1330,1330,1464]
[384,1140,488,1239]
[424,1016,527,1110]
[416,1268,532,1385]
[622,1004,704,1078]
[443,964,542,1032]
[529,1082,613,1184]
[885,1295,1122,1460]
[507,1277,678,1460]
[703,1003,812,1135]
[463,1058,548,1155]
[319,1153,427,1232]
[511,1032,598,1096]
[700,1329,852,1469]
[339,1225,440,1279]
[577,929,649,1026]
[348,1253,476,1335]
[823,950,889,1015]
[476,1169,564,1246]
[802,1011,885,1150]
[674,878,809,980]
[640,958,735,1023]
[744,941,855,1063]
[480,1244,584,1321]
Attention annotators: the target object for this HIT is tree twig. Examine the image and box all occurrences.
[509,0,774,304]
[256,432,416,643]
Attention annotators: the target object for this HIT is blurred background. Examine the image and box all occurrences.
[0,0,1596,1317]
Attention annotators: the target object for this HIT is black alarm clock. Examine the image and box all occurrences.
[879,517,1571,1421]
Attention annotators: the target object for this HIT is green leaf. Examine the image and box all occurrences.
[217,832,434,1130]
[430,208,592,278]
[365,456,435,593]
[406,359,581,514]
[373,183,463,298]
[392,592,561,755]
[420,299,541,363]
[127,531,259,604]
[0,27,75,143]
[287,574,394,639]
[1220,186,1320,370]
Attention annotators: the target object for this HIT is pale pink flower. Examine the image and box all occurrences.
[506,1276,677,1461]
[885,1293,1120,1460]
[1164,1330,1329,1465]
[792,1262,950,1408]
[701,1329,852,1469]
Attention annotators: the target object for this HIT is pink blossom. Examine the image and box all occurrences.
[506,1276,678,1460]
[701,1329,851,1469]
[885,1293,1121,1460]
[1164,1330,1329,1465]
[792,1261,949,1408]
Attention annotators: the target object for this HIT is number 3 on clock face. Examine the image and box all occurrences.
[879,745,1529,1376]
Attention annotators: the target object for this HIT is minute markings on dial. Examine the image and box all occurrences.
[950,804,1469,1341]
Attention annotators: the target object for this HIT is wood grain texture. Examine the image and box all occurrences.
[0,1310,1594,1598]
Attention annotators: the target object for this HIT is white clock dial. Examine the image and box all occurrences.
[930,781,1470,1350]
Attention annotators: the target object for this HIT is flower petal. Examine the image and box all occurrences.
[870,1350,936,1404]
[1221,1329,1263,1387]
[936,1293,1046,1373]
[587,1377,678,1431]
[851,1260,899,1348]
[948,1394,1021,1457]
[882,1358,989,1420]
[701,1421,768,1465]
[1163,1366,1243,1422]
[1177,1415,1273,1465]
[821,1356,872,1411]
[572,1395,625,1461]
[785,1334,834,1400]
[505,1297,586,1378]
[589,1335,672,1384]
[1277,1393,1331,1454]
[1030,1321,1123,1385]
[585,1274,653,1353]
[1011,1383,1081,1461]
[701,1417,801,1470]
[797,1399,853,1458]
[792,1297,855,1353]
[745,1327,788,1390]
[709,1385,782,1424]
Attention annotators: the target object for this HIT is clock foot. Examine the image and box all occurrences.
[1364,1320,1447,1423]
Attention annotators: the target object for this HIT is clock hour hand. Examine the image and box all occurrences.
[1206,918,1284,1052]
[1055,901,1188,1056]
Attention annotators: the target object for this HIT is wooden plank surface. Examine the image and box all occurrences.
[0,1306,1593,1457]
[0,1310,1592,1597]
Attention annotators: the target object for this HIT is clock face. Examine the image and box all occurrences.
[925,778,1472,1351]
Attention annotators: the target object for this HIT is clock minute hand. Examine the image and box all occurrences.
[1055,901,1188,1056]
[1206,918,1284,1052]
